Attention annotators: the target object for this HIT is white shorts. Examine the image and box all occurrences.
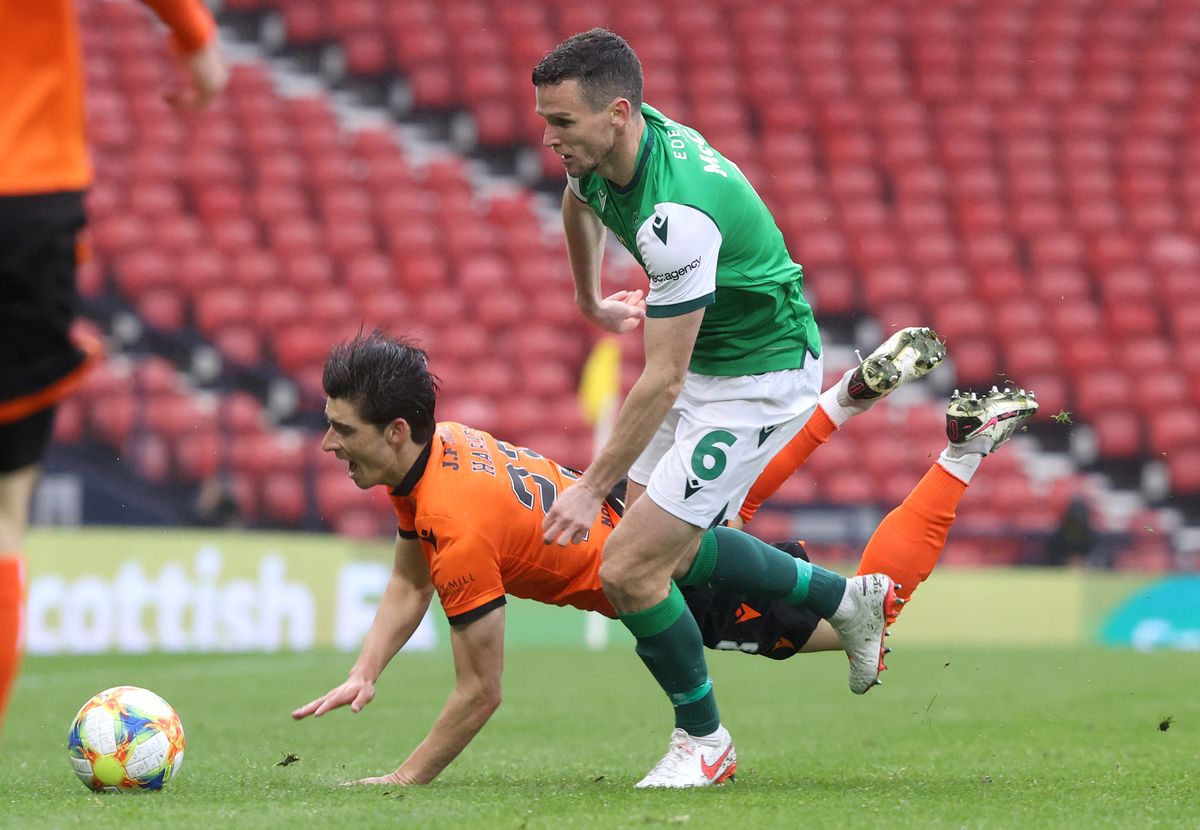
[628,356,823,528]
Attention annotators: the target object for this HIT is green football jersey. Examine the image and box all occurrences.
[567,104,821,376]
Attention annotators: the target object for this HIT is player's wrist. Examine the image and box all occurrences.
[393,764,432,786]
[348,663,380,685]
[575,292,602,317]
[577,472,614,500]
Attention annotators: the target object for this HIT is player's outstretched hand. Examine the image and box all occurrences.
[346,770,419,787]
[166,38,229,110]
[587,289,646,334]
[543,481,603,546]
[291,677,375,719]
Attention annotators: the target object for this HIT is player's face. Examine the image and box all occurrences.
[535,80,618,178]
[321,398,401,489]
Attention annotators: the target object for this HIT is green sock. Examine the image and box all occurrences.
[681,526,847,619]
[618,583,720,736]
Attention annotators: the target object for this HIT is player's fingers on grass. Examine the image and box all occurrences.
[350,688,373,713]
[292,696,325,719]
[315,689,351,716]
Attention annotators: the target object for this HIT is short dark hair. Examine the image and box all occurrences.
[532,28,643,111]
[322,332,439,443]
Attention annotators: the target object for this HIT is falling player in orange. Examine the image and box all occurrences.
[292,331,1038,787]
[0,0,228,736]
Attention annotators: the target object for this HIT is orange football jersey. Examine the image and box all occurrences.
[389,423,620,624]
[0,0,214,195]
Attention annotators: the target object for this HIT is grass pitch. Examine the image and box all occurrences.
[1,644,1195,829]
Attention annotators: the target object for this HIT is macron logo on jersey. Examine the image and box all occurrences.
[649,256,701,284]
[652,214,669,244]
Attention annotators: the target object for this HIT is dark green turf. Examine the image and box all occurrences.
[1,645,1196,829]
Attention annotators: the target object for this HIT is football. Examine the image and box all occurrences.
[66,686,186,793]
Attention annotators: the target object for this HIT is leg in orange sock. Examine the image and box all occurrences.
[738,406,838,525]
[0,554,24,734]
[855,463,967,609]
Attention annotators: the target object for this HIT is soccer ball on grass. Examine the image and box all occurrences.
[66,685,186,793]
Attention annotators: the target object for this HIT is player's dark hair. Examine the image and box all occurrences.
[323,331,439,443]
[532,28,643,111]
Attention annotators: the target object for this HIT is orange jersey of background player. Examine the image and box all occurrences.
[388,422,620,624]
[0,0,215,195]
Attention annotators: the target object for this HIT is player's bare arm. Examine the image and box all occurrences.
[543,309,702,546]
[292,536,433,720]
[168,37,228,110]
[562,186,605,310]
[356,606,505,786]
[562,188,645,333]
[137,0,229,109]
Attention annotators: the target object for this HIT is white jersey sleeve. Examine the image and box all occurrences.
[566,174,587,202]
[636,202,722,317]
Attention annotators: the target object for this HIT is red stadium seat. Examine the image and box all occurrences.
[316,468,366,522]
[1166,448,1200,494]
[948,337,1000,388]
[993,300,1048,338]
[52,397,85,444]
[824,469,878,505]
[214,325,264,368]
[1003,335,1061,380]
[1168,301,1200,340]
[1092,410,1144,459]
[1148,407,1200,454]
[1104,302,1162,340]
[1049,301,1103,340]
[1057,335,1115,379]
[175,429,223,483]
[260,471,309,525]
[135,289,187,332]
[932,298,989,344]
[253,286,307,334]
[806,267,858,316]
[220,391,265,435]
[861,265,918,308]
[1073,368,1133,418]
[194,286,252,337]
[1032,266,1091,306]
[91,392,136,450]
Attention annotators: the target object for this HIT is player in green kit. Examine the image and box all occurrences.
[533,29,902,788]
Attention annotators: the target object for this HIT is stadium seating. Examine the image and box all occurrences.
[61,0,1199,560]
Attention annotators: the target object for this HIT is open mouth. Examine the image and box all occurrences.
[347,460,358,477]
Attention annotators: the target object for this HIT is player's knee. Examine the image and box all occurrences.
[598,556,631,598]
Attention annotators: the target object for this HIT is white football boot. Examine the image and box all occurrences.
[829,573,901,694]
[945,386,1039,455]
[635,725,737,788]
[839,326,947,406]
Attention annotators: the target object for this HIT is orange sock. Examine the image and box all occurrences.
[0,555,24,734]
[739,406,838,524]
[855,464,966,608]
